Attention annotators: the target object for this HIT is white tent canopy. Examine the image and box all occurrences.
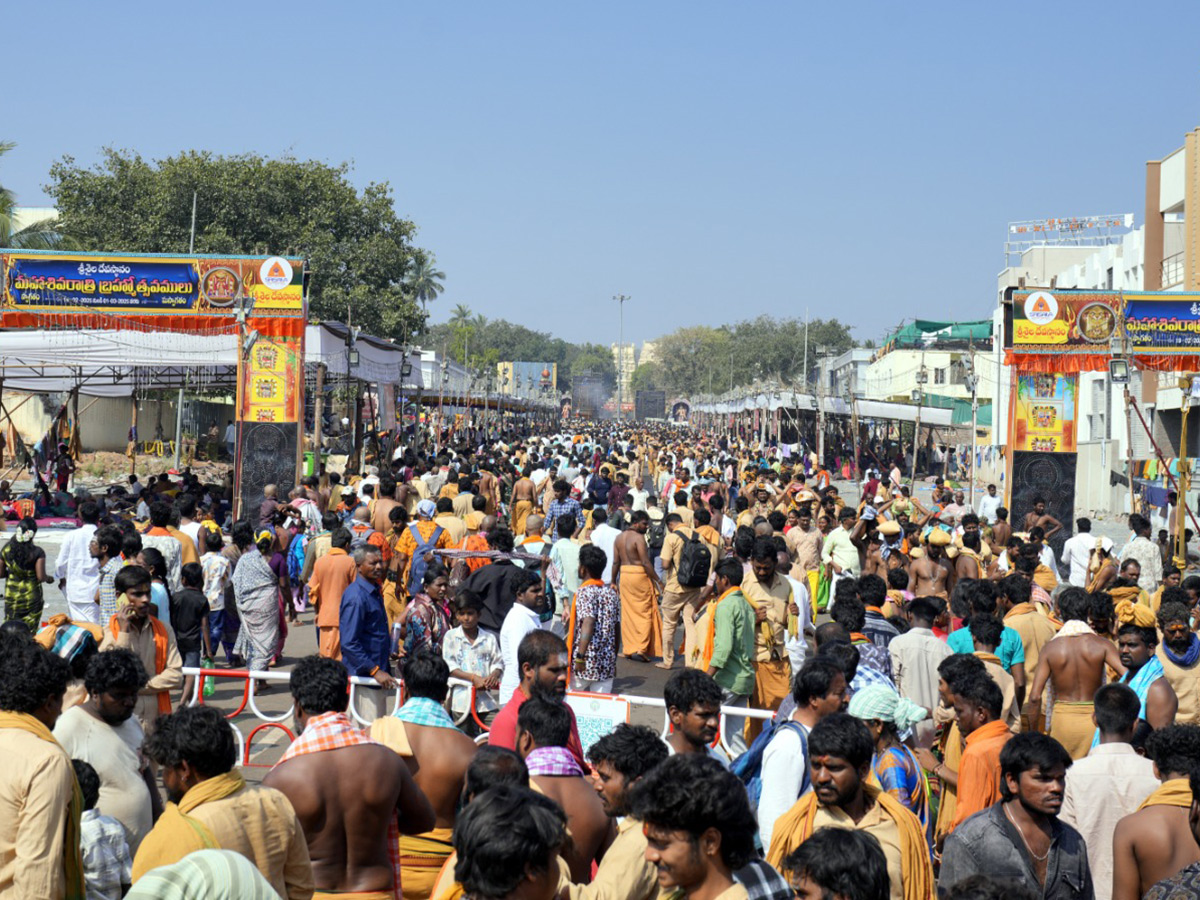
[0,324,474,399]
[0,328,238,397]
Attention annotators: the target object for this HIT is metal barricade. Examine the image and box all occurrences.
[182,667,775,763]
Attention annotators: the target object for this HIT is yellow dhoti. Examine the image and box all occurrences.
[399,827,455,900]
[1050,701,1095,760]
[382,580,406,632]
[747,657,791,743]
[619,565,663,658]
[511,500,533,535]
[313,892,393,899]
[933,721,963,845]
[807,570,819,623]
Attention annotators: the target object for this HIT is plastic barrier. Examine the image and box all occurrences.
[182,667,775,762]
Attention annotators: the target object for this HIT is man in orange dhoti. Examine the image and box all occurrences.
[614,512,664,661]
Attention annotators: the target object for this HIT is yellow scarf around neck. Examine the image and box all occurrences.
[1138,777,1193,811]
[766,783,934,900]
[131,771,244,882]
[0,712,85,900]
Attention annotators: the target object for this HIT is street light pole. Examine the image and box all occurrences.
[614,294,629,422]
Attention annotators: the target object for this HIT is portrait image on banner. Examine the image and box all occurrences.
[1008,290,1120,348]
[1012,373,1077,453]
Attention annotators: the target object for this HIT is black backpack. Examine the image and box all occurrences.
[676,530,712,588]
[647,519,666,552]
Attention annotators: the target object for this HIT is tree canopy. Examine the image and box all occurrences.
[423,314,617,393]
[649,316,854,396]
[1,142,75,250]
[46,149,431,341]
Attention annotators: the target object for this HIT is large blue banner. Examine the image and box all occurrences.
[4,256,198,311]
[1123,294,1200,352]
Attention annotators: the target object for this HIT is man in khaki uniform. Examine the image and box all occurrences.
[741,537,793,743]
[657,513,718,669]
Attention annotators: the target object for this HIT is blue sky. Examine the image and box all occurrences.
[4,2,1198,347]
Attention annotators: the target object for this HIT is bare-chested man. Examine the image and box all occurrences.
[369,652,477,900]
[989,506,1012,556]
[477,462,500,517]
[510,466,537,535]
[955,531,988,581]
[613,510,664,660]
[909,529,955,599]
[1112,724,1200,900]
[516,694,614,883]
[264,656,435,899]
[1022,496,1063,541]
[1028,587,1125,761]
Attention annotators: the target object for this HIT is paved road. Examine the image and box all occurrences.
[2,475,1152,780]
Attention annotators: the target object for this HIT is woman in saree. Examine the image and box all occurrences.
[232,528,283,674]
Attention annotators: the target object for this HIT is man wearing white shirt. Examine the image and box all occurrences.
[628,485,649,512]
[498,569,547,704]
[977,483,1002,525]
[55,500,102,622]
[1061,518,1098,588]
[757,657,848,851]
[587,508,621,584]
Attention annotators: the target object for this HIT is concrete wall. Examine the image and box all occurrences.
[1075,440,1128,516]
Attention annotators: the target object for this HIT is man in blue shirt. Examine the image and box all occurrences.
[545,480,582,542]
[339,545,396,722]
[947,579,1026,675]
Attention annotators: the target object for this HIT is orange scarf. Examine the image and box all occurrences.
[567,579,605,679]
[109,616,171,715]
[699,588,741,671]
[850,632,869,644]
[865,606,884,615]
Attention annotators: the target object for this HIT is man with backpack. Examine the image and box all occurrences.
[657,512,718,670]
[393,500,453,605]
[751,657,848,851]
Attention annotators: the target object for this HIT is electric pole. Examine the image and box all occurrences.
[614,294,629,422]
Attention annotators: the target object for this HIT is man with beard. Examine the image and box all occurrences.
[488,629,587,768]
[1027,587,1125,760]
[264,655,434,900]
[757,658,849,851]
[54,649,157,853]
[631,754,757,900]
[939,733,1089,898]
[1088,623,1177,747]
[565,724,669,900]
[1156,601,1200,725]
[133,705,313,898]
[1111,725,1200,900]
[766,713,934,900]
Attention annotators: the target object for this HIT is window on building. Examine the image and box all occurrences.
[1105,267,1114,290]
[933,368,946,385]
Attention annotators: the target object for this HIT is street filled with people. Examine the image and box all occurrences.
[3,420,1200,900]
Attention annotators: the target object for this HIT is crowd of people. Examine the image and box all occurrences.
[1,420,1200,900]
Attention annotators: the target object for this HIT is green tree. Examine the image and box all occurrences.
[407,251,446,316]
[565,343,618,395]
[630,361,666,392]
[47,149,429,340]
[0,142,74,250]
